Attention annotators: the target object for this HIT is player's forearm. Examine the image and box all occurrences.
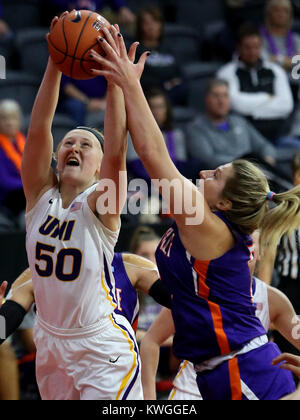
[122,81,170,172]
[140,337,160,400]
[28,58,61,135]
[104,84,127,159]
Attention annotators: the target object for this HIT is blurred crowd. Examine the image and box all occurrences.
[0,0,300,400]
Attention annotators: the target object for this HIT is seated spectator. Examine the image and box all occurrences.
[260,0,300,101]
[217,23,294,143]
[186,79,277,176]
[0,99,26,232]
[58,74,107,126]
[221,0,268,60]
[260,0,300,72]
[134,6,188,106]
[127,87,188,183]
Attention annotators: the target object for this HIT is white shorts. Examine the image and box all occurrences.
[34,313,143,400]
[168,386,202,400]
[168,360,202,401]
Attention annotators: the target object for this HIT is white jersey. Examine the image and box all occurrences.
[253,276,270,332]
[25,184,119,329]
[169,276,270,400]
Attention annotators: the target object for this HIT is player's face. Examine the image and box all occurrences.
[0,109,21,137]
[199,163,234,210]
[136,239,160,264]
[57,129,102,185]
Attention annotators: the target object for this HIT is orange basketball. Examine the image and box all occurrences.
[47,9,111,80]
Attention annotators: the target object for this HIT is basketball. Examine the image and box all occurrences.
[47,9,111,80]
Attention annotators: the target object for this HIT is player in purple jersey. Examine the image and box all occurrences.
[90,31,300,400]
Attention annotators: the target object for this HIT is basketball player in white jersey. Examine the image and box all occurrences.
[17,14,148,400]
[140,231,300,400]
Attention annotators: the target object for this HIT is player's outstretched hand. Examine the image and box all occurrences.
[89,28,149,87]
[46,10,69,44]
[272,352,300,379]
[0,281,8,307]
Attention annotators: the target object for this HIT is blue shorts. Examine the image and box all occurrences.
[196,342,296,400]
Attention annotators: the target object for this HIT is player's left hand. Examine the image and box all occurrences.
[272,352,300,379]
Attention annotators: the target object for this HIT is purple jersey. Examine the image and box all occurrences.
[155,213,266,364]
[112,253,139,333]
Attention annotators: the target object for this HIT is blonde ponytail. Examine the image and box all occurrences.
[260,185,300,252]
[222,160,300,252]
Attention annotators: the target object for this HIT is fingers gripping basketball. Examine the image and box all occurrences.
[47,9,111,79]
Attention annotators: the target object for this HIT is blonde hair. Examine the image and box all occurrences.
[265,0,293,28]
[222,159,300,253]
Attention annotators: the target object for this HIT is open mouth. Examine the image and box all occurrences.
[66,158,80,167]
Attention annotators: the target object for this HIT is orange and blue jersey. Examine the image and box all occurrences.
[155,212,266,365]
[112,253,139,333]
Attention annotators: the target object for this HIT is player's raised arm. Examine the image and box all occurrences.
[21,14,68,211]
[88,26,133,231]
[87,32,234,259]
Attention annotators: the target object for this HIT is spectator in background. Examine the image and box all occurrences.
[260,0,300,101]
[58,74,107,126]
[127,87,188,184]
[134,6,187,106]
[0,99,26,232]
[217,23,294,143]
[260,0,300,71]
[221,0,268,61]
[186,79,278,177]
[46,0,135,25]
[126,86,188,222]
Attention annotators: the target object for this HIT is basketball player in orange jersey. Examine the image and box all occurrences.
[8,12,148,400]
[89,31,300,400]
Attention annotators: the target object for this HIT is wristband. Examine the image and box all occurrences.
[0,300,27,345]
[148,279,172,309]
